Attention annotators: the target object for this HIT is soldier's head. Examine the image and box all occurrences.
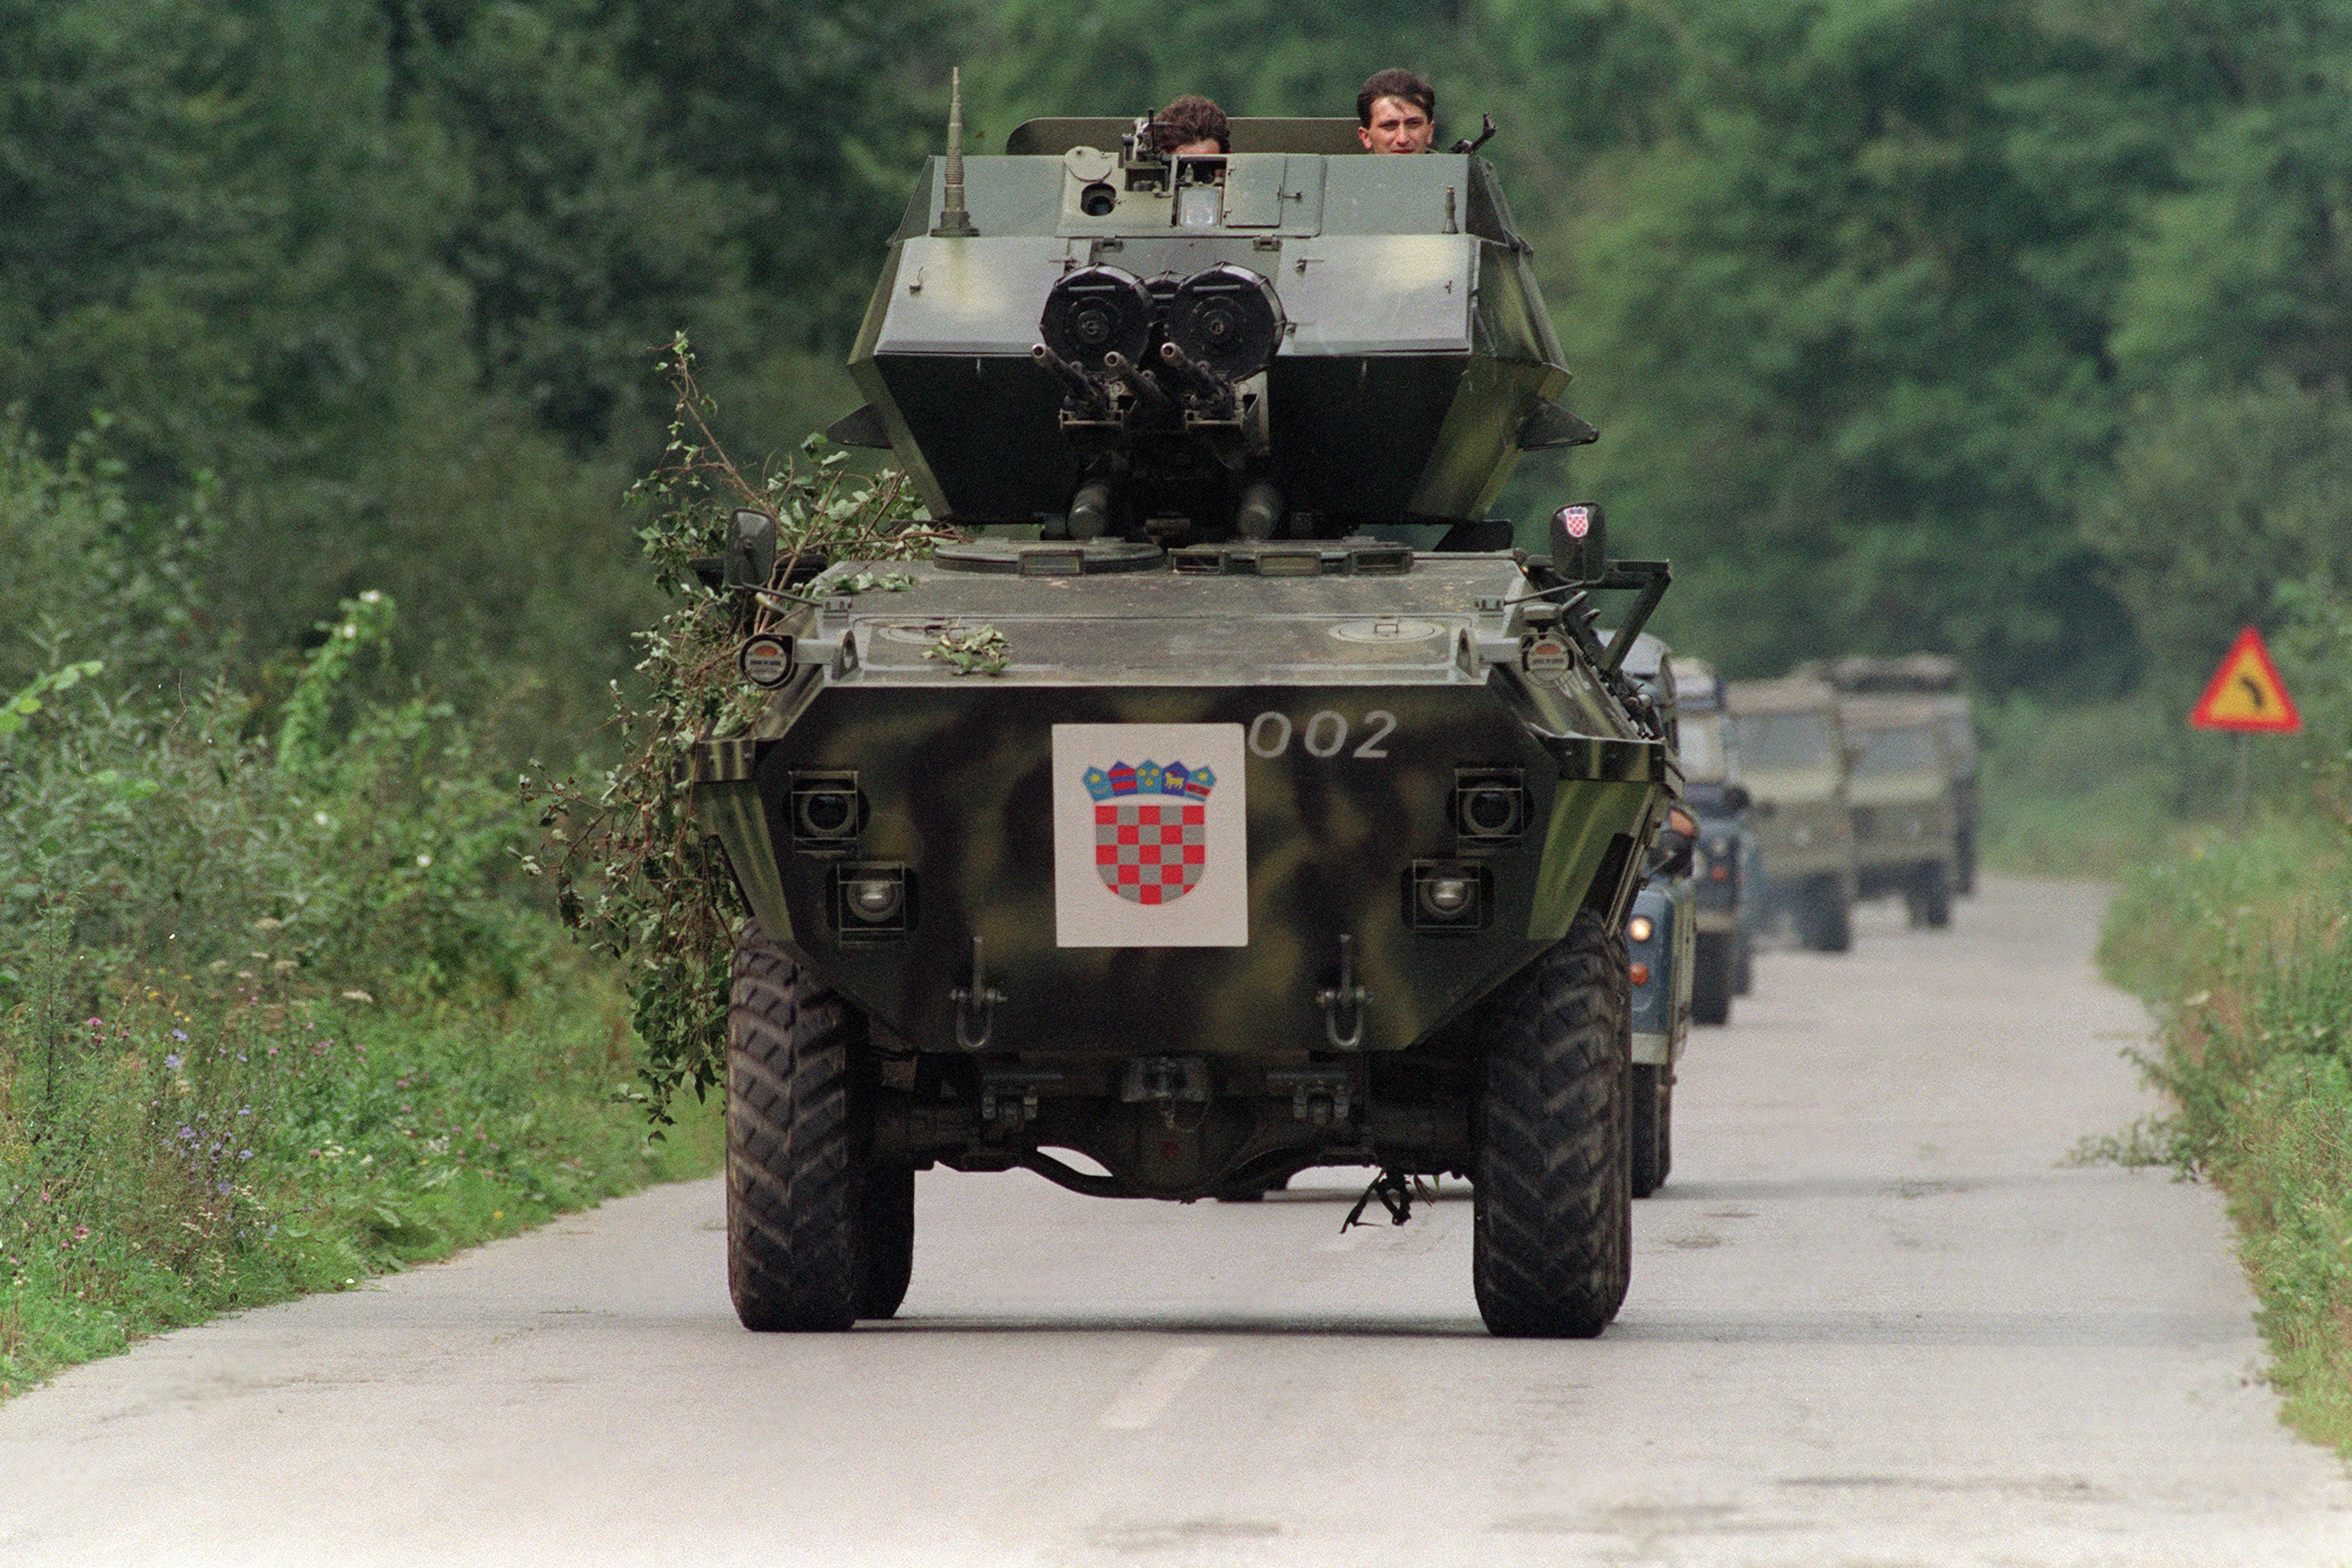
[1156,95,1231,156]
[1357,69,1435,154]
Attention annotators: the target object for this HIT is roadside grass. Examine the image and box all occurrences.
[0,951,721,1400]
[2098,808,2352,1452]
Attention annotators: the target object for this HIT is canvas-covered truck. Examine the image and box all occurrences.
[1806,654,1978,894]
[686,101,1677,1337]
[1839,694,1962,929]
[1727,674,1859,953]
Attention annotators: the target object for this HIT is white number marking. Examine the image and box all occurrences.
[1248,711,1294,756]
[1303,710,1347,758]
[1250,708,1400,761]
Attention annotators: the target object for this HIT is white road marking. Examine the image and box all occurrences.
[1098,1345,1218,1430]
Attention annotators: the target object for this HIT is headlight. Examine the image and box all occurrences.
[1627,915,1655,944]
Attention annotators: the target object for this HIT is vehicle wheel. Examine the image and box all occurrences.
[1955,825,1977,895]
[857,1166,915,1320]
[726,919,889,1332]
[1906,862,1953,930]
[1472,909,1630,1338]
[1690,932,1732,1026]
[1656,1076,1673,1186]
[1734,928,1754,995]
[1629,1062,1668,1198]
[1800,878,1852,953]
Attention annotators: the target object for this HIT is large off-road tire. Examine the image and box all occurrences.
[1690,932,1733,1026]
[1955,824,1977,895]
[1799,877,1852,954]
[1905,862,1953,930]
[1734,928,1754,995]
[726,920,899,1331]
[1473,909,1630,1339]
[1629,1062,1671,1198]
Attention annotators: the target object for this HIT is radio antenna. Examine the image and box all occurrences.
[931,66,978,238]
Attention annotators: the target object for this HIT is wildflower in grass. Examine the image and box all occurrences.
[164,1054,181,1071]
[171,1030,187,1042]
[215,1182,231,1195]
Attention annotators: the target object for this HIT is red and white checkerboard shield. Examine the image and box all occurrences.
[1094,800,1208,905]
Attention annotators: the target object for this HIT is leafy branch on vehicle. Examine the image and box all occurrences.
[522,334,956,1118]
[922,624,1011,676]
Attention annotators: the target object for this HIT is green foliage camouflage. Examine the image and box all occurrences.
[524,341,937,1117]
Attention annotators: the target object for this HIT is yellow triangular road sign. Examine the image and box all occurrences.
[2190,627,2301,733]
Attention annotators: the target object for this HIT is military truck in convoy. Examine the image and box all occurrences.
[1726,675,1857,952]
[1807,655,1978,893]
[1666,655,1754,1022]
[1839,696,1962,929]
[686,100,1678,1338]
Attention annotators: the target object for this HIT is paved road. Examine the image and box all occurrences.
[5,875,2350,1566]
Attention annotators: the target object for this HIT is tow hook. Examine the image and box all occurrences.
[1121,1056,1209,1130]
[950,935,1005,1050]
[1317,933,1369,1048]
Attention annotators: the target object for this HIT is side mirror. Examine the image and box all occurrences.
[1749,799,1777,819]
[1550,501,1606,582]
[1722,783,1752,814]
[726,509,779,590]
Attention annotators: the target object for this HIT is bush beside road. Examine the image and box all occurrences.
[2100,808,2352,1452]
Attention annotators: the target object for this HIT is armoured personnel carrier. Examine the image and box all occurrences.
[1726,674,1858,952]
[689,102,1677,1338]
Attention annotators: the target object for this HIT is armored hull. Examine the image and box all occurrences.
[698,541,1671,1198]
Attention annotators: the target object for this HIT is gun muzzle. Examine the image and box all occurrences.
[1031,343,1108,412]
[1157,340,1234,405]
[1100,350,1171,414]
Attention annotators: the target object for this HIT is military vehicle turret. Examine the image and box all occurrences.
[689,96,1675,1339]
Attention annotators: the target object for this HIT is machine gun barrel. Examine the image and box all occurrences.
[1099,350,1171,414]
[1031,343,1109,413]
[1156,340,1236,408]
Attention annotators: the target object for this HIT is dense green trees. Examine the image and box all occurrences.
[2,0,2346,747]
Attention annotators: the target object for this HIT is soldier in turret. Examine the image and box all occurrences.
[1357,68,1436,153]
[1156,94,1230,155]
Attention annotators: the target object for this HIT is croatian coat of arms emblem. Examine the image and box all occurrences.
[1083,759,1217,905]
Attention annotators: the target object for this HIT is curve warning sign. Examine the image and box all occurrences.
[2189,626,2301,734]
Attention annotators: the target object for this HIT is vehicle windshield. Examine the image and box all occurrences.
[1852,725,1940,777]
[1678,713,1730,782]
[1732,711,1832,770]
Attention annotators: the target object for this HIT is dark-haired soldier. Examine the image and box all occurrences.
[1157,94,1230,155]
[1357,68,1435,153]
